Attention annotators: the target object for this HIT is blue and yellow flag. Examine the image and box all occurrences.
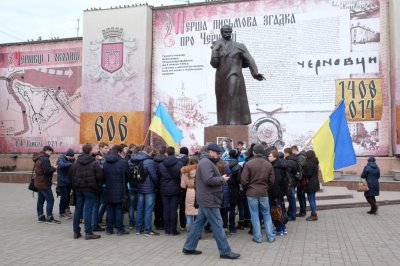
[313,100,356,182]
[149,103,183,150]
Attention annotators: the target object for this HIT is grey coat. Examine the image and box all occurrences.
[195,154,224,208]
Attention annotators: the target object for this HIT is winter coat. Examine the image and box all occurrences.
[72,154,103,194]
[241,155,275,197]
[227,158,241,206]
[130,152,158,194]
[158,156,183,196]
[181,164,198,216]
[33,152,56,190]
[195,153,225,208]
[361,160,380,197]
[269,158,288,199]
[56,154,74,187]
[304,159,320,193]
[285,155,299,188]
[103,153,130,204]
[177,154,189,166]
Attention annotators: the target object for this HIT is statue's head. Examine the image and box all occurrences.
[220,25,233,41]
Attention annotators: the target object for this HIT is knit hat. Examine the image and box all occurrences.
[65,148,75,157]
[180,147,189,155]
[252,144,264,155]
[368,157,376,163]
[229,149,239,159]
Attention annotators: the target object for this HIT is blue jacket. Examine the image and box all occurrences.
[56,154,74,187]
[130,152,158,194]
[103,152,129,204]
[361,161,380,197]
[158,156,183,196]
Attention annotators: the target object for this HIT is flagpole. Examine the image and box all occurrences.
[302,137,312,150]
[142,129,150,145]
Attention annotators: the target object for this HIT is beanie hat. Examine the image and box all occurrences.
[229,149,239,159]
[180,147,189,155]
[368,157,376,163]
[65,148,75,157]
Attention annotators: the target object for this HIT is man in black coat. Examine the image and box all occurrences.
[72,144,103,240]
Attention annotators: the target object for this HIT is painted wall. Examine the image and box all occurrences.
[152,0,390,156]
[81,6,153,145]
[0,39,82,153]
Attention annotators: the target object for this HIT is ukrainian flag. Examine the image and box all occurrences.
[313,100,356,182]
[149,103,183,149]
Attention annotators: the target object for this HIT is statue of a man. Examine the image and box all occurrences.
[210,25,265,125]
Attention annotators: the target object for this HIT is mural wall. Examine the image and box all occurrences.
[0,40,82,153]
[152,0,389,155]
[81,6,153,145]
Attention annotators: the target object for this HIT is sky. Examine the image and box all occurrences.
[0,0,205,44]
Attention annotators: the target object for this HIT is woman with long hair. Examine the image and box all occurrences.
[303,150,320,221]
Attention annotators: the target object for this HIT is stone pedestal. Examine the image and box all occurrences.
[204,125,258,146]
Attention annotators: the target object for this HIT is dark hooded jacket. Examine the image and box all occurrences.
[56,154,74,187]
[361,157,380,197]
[269,158,288,199]
[285,155,299,188]
[304,158,320,193]
[158,156,183,196]
[130,151,158,194]
[103,152,130,204]
[33,152,56,190]
[227,158,241,206]
[72,154,103,194]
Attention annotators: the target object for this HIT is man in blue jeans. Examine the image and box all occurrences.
[182,143,240,260]
[130,145,160,236]
[71,144,104,240]
[33,145,60,224]
[241,144,276,243]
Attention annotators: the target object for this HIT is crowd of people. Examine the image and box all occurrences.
[32,140,323,259]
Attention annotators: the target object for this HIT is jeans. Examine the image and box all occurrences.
[106,203,125,232]
[73,191,97,234]
[136,193,155,233]
[58,186,71,215]
[162,195,179,234]
[307,192,317,213]
[286,187,296,219]
[186,215,195,226]
[37,187,54,220]
[238,196,250,224]
[129,189,137,226]
[297,186,307,214]
[247,196,275,242]
[183,207,232,255]
[96,193,107,224]
[271,197,286,233]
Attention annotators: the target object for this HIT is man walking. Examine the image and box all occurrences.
[182,143,240,260]
[241,144,276,243]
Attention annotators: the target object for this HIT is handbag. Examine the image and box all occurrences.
[357,179,369,192]
[28,165,37,193]
[299,177,308,187]
[281,201,289,224]
[270,201,283,222]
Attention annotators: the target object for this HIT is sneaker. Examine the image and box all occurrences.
[73,232,82,239]
[129,224,134,230]
[144,231,160,236]
[106,230,114,235]
[38,214,46,223]
[171,231,181,236]
[85,233,101,240]
[252,238,262,243]
[117,230,130,236]
[267,238,275,243]
[179,226,186,231]
[136,231,143,235]
[46,218,61,224]
[274,230,284,236]
[283,228,288,235]
[60,213,72,219]
[296,213,306,217]
[93,225,105,232]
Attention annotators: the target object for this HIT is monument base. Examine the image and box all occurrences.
[204,125,258,147]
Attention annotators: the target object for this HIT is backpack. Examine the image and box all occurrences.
[131,161,146,183]
[295,162,303,181]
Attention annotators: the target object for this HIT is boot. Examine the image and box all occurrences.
[366,198,375,214]
[306,212,318,221]
[236,221,244,230]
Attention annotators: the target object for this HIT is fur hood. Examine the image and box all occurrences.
[181,164,197,174]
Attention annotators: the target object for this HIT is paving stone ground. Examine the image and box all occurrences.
[1,183,400,266]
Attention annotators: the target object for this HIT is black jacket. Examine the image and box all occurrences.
[158,156,183,196]
[269,158,288,199]
[72,154,103,194]
[103,152,130,204]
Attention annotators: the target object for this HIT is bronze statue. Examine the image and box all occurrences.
[210,25,265,125]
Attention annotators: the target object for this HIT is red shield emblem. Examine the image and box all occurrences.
[101,43,123,73]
